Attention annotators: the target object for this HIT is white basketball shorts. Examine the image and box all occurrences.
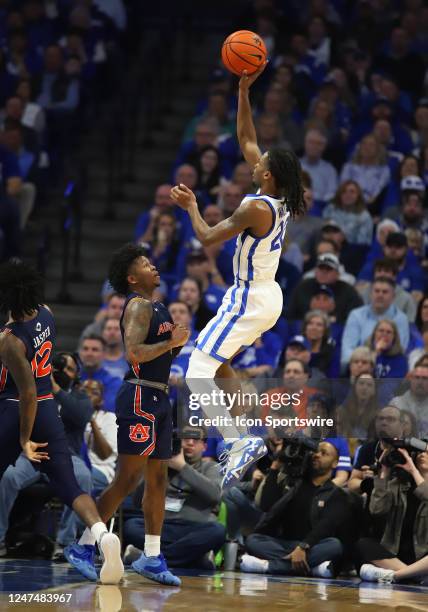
[195,279,283,363]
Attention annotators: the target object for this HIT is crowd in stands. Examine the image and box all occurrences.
[0,0,128,261]
[1,0,428,586]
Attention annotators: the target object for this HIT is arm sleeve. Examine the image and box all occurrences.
[179,463,222,505]
[334,438,352,472]
[57,389,93,428]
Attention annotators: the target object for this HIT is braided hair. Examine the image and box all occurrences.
[0,260,44,320]
[267,147,306,218]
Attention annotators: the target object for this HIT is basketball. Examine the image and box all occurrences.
[221,30,267,77]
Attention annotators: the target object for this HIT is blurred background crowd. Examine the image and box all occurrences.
[1,0,428,584]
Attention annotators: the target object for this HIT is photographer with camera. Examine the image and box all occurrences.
[356,441,428,585]
[122,426,225,569]
[240,440,351,577]
[0,352,94,556]
[348,405,404,494]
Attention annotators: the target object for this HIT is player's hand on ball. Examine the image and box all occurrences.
[239,62,267,91]
[22,440,50,463]
[171,324,190,347]
[170,184,197,210]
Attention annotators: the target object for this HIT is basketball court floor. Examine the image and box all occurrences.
[0,559,427,611]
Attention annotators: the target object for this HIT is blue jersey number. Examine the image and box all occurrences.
[270,221,286,252]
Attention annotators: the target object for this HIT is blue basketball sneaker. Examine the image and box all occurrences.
[64,543,98,581]
[132,553,181,586]
[221,436,267,489]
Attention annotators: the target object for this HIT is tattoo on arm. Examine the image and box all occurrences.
[124,298,173,364]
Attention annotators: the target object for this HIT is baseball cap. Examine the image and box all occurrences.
[288,335,311,351]
[385,232,407,248]
[400,175,425,193]
[322,219,343,232]
[316,253,340,271]
[315,283,335,299]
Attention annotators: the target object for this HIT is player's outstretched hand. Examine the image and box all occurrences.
[22,440,49,463]
[170,184,197,210]
[171,324,191,348]
[239,62,267,92]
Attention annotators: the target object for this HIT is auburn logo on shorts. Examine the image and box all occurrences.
[129,423,151,443]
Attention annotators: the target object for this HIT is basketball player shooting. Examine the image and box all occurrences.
[170,64,305,488]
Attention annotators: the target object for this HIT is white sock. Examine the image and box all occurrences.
[92,521,109,545]
[144,535,161,558]
[79,527,96,547]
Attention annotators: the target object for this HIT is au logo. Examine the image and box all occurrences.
[129,423,150,443]
[253,35,261,46]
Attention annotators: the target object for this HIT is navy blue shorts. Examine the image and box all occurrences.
[116,382,172,459]
[0,398,83,507]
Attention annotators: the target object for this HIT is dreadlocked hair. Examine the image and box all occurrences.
[0,259,44,320]
[108,243,148,296]
[267,148,306,218]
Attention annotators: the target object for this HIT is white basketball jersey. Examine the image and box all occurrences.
[232,193,289,282]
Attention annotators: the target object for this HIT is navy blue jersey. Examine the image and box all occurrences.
[0,305,56,400]
[120,293,174,386]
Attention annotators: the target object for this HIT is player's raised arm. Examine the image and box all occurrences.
[0,332,48,462]
[237,64,266,167]
[170,184,272,245]
[124,298,189,364]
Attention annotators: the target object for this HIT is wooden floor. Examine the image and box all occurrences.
[0,560,427,611]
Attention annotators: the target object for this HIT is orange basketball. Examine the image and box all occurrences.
[221,30,267,77]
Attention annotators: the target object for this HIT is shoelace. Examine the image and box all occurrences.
[217,447,233,474]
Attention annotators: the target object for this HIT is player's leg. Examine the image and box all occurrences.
[56,455,93,549]
[131,393,181,586]
[189,282,282,487]
[95,453,147,523]
[77,383,153,562]
[33,400,123,583]
[187,349,266,489]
